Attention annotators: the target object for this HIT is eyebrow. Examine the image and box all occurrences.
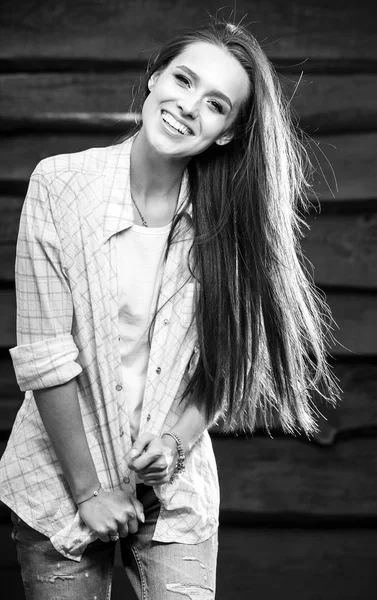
[175,65,233,110]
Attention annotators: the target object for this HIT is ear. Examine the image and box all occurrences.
[215,132,234,146]
[148,71,160,91]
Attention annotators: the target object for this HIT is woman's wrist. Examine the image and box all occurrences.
[162,431,186,483]
[76,482,102,506]
[161,433,179,455]
[71,472,102,504]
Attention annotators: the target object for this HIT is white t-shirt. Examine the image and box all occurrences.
[116,221,171,441]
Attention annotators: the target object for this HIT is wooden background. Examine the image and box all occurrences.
[1,1,377,597]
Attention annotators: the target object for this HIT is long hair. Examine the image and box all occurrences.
[120,19,340,437]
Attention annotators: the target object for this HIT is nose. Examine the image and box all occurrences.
[177,94,199,119]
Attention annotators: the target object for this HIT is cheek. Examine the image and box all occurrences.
[147,79,176,105]
[201,115,227,140]
[142,93,156,115]
[200,105,229,128]
[141,95,162,130]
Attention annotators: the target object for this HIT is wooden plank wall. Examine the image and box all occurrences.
[1,1,376,597]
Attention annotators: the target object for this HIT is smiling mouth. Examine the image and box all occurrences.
[161,111,193,136]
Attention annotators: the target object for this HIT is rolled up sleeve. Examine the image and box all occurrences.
[9,167,82,391]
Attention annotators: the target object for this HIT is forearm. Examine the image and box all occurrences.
[34,378,99,503]
[165,396,212,455]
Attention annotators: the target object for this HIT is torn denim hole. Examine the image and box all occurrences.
[166,583,214,599]
[182,556,213,582]
[36,574,75,583]
[182,556,211,570]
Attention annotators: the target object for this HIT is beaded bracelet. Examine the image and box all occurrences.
[162,431,186,483]
[77,483,101,506]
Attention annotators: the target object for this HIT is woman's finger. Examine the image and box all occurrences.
[127,515,139,534]
[129,495,145,524]
[137,467,167,478]
[138,472,169,485]
[117,520,129,538]
[137,457,168,474]
[129,451,158,472]
[107,530,120,542]
[130,432,155,460]
[130,448,167,472]
[97,528,116,543]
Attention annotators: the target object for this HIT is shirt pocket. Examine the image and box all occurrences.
[179,282,197,327]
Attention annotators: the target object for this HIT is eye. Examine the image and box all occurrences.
[174,73,191,86]
[208,100,224,114]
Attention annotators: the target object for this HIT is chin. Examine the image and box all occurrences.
[148,132,191,159]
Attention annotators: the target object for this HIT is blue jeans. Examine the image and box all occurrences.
[11,484,218,599]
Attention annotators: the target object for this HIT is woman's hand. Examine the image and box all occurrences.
[78,482,144,542]
[128,432,178,486]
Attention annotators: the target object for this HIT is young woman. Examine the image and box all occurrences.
[0,18,339,600]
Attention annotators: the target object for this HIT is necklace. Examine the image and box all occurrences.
[131,194,148,227]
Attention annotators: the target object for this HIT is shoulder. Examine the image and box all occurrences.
[31,144,114,187]
[23,138,132,223]
[26,140,131,210]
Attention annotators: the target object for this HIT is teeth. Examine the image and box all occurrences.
[162,111,191,135]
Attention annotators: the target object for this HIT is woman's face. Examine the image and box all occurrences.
[140,41,250,160]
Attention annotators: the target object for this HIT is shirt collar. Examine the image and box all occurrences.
[103,135,191,243]
[103,137,134,243]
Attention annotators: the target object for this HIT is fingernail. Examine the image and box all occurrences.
[140,514,145,523]
[130,449,138,457]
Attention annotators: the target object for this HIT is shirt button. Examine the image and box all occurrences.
[123,476,130,484]
[147,414,151,422]
[156,367,161,374]
[163,319,169,326]
[115,384,123,391]
[119,427,124,437]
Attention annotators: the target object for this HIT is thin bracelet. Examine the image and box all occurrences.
[77,483,101,506]
[162,431,186,483]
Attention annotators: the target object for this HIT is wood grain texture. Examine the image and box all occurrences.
[0,73,137,118]
[2,198,376,288]
[302,212,377,288]
[287,73,377,134]
[0,245,16,282]
[0,358,20,405]
[0,196,23,242]
[327,293,377,355]
[1,73,376,134]
[0,291,16,347]
[0,0,376,62]
[0,289,376,354]
[307,132,377,200]
[1,132,376,200]
[215,527,377,600]
[0,400,22,432]
[0,133,113,183]
[213,435,377,518]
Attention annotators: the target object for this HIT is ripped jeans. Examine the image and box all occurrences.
[11,484,218,600]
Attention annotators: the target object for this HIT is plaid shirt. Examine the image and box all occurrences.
[0,137,219,561]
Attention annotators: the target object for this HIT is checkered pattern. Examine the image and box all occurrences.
[0,138,219,562]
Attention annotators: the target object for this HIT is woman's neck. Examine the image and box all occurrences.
[130,130,188,207]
